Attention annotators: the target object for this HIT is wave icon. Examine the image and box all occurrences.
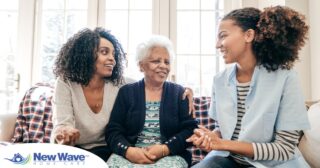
[5,153,31,165]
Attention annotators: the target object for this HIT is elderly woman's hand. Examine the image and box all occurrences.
[54,126,80,146]
[125,147,155,164]
[182,87,195,117]
[145,144,170,160]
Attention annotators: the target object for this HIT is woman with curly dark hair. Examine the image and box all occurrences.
[187,6,310,168]
[51,27,194,161]
[51,27,128,161]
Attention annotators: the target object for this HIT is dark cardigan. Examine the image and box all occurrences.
[105,79,198,165]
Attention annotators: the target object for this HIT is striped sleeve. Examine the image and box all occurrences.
[252,130,301,161]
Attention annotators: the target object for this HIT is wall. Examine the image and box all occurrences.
[257,0,285,8]
[309,0,320,100]
[285,0,311,100]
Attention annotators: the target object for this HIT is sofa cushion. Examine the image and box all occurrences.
[299,102,320,167]
[11,83,53,143]
[188,97,215,165]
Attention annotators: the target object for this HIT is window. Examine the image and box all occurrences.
[0,0,19,114]
[34,0,153,83]
[2,0,225,115]
[33,0,224,94]
[174,0,224,96]
[104,0,152,80]
[35,0,88,84]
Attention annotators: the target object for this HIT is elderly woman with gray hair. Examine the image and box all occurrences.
[105,35,197,167]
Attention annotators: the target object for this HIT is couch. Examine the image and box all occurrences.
[0,84,213,164]
[0,84,319,167]
[299,102,320,168]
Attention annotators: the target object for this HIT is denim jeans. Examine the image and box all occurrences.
[192,155,241,168]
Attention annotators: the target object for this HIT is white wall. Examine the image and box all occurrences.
[257,0,285,8]
[285,0,311,100]
[242,0,258,8]
[309,0,320,100]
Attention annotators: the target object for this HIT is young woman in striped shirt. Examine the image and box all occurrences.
[187,6,310,168]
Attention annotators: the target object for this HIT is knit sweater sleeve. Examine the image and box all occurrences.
[163,85,198,155]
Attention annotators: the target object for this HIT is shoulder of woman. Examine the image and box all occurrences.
[163,81,185,94]
[118,80,141,93]
[55,76,73,88]
[259,66,298,77]
[123,76,137,84]
[214,64,236,80]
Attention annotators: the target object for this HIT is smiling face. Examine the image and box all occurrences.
[139,46,170,85]
[95,38,116,78]
[216,19,251,64]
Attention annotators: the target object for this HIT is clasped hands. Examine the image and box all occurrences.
[186,125,223,152]
[125,144,169,164]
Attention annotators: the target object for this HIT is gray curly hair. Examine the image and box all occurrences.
[135,35,174,65]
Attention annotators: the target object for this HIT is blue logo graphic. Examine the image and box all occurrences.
[5,153,31,165]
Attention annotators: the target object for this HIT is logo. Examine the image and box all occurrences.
[1,143,108,168]
[5,153,31,165]
[33,152,86,162]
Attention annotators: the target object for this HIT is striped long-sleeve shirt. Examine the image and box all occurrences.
[228,82,300,165]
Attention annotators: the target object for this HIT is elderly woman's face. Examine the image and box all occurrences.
[95,38,116,77]
[140,47,170,84]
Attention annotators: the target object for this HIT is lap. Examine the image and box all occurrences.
[192,155,238,168]
[107,154,188,168]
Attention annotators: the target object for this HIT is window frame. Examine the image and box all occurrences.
[20,0,237,95]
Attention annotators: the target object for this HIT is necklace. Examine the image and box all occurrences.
[95,103,100,108]
[82,79,105,112]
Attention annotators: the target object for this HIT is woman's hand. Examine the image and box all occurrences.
[145,144,170,160]
[54,126,80,146]
[125,147,155,164]
[182,87,195,117]
[207,130,223,151]
[186,125,222,152]
[186,125,211,141]
[187,125,211,152]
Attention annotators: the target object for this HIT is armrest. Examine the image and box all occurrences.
[299,102,320,167]
[0,113,18,142]
[305,99,320,110]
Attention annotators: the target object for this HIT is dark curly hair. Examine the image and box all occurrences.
[53,27,126,86]
[223,6,309,71]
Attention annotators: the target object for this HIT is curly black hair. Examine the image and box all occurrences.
[223,6,309,71]
[53,27,126,86]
